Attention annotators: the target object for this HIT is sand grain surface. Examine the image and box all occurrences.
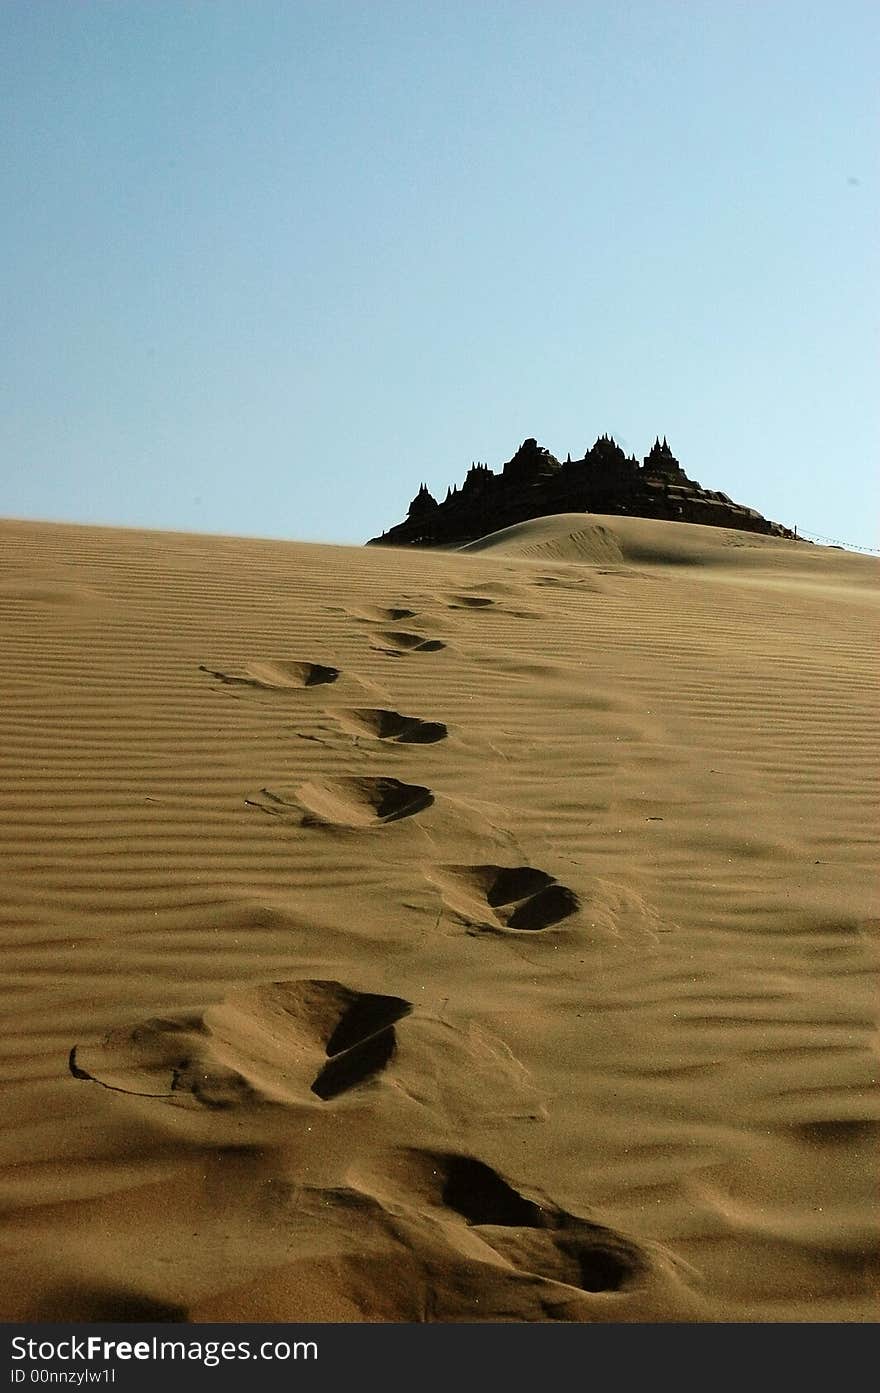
[0,513,877,1322]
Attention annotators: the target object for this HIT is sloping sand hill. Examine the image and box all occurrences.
[0,512,877,1322]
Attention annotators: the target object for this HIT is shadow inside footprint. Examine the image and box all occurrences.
[326,993,413,1054]
[552,1233,643,1293]
[199,660,339,689]
[70,980,414,1110]
[312,1028,398,1101]
[486,867,554,905]
[507,883,581,931]
[445,594,495,609]
[349,605,418,623]
[441,1155,550,1227]
[335,708,448,745]
[310,988,412,1099]
[408,1151,646,1294]
[428,864,580,932]
[373,630,446,654]
[253,776,435,828]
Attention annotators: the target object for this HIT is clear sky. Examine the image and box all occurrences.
[2,1,877,550]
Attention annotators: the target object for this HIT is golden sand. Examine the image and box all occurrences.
[0,512,876,1322]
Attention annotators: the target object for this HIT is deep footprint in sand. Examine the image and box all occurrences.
[333,708,448,745]
[199,659,340,689]
[67,983,533,1119]
[69,980,413,1109]
[426,863,580,932]
[248,776,434,827]
[364,1150,646,1294]
[371,630,446,655]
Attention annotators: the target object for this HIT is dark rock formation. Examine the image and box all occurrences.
[407,483,438,520]
[368,435,798,547]
[502,438,561,483]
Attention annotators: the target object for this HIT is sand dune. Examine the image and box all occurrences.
[0,512,877,1323]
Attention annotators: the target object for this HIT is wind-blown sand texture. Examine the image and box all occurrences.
[0,512,877,1323]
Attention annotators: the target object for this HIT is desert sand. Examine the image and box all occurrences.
[0,511,877,1323]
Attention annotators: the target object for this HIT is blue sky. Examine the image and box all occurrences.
[2,1,877,549]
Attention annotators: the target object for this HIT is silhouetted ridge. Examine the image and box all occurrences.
[367,434,798,547]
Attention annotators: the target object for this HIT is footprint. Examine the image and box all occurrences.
[67,983,534,1121]
[366,1150,646,1294]
[69,980,413,1109]
[312,990,412,1100]
[534,573,603,592]
[333,708,448,745]
[199,660,339,689]
[248,776,434,827]
[347,605,418,623]
[371,630,446,654]
[442,593,537,618]
[426,864,580,932]
[444,594,495,609]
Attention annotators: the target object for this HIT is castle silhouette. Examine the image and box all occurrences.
[367,435,797,547]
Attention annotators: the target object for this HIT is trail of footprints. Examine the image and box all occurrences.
[69,979,648,1304]
[198,584,579,938]
[68,583,655,1313]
